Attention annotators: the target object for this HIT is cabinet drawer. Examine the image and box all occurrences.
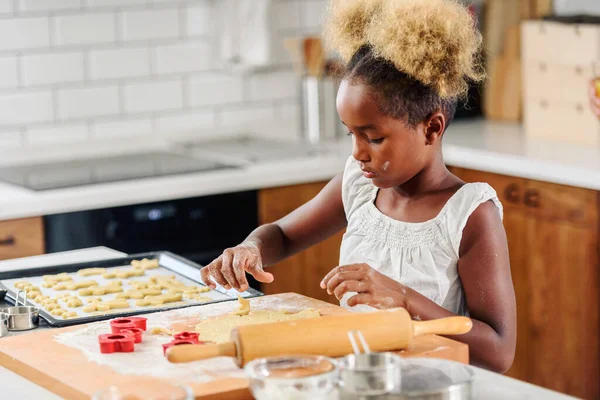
[0,217,44,261]
[522,181,598,226]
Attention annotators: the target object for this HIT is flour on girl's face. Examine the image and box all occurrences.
[383,161,390,171]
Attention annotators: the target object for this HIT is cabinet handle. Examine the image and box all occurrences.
[0,235,15,246]
[524,189,540,208]
[503,183,521,203]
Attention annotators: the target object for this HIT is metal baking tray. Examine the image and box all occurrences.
[0,251,262,327]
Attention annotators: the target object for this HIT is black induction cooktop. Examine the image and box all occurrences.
[0,151,237,191]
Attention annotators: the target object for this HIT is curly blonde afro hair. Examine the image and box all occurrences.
[323,0,484,99]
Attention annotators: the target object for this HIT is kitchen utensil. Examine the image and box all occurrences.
[339,330,402,396]
[0,290,39,331]
[92,381,194,400]
[339,358,474,400]
[98,332,136,354]
[244,355,339,400]
[301,76,343,144]
[0,312,8,337]
[166,308,472,367]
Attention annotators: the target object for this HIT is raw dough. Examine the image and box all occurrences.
[186,294,212,303]
[78,285,123,296]
[115,269,145,279]
[42,273,71,283]
[14,281,31,290]
[232,296,250,316]
[62,311,77,319]
[50,307,67,316]
[116,288,162,299]
[136,293,182,306]
[150,327,172,336]
[87,297,103,303]
[131,258,159,270]
[82,299,130,313]
[77,267,106,277]
[67,298,83,308]
[194,298,321,343]
[102,272,117,279]
[54,280,97,291]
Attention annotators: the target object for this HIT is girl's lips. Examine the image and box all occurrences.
[362,170,377,179]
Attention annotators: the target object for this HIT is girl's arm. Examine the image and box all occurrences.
[201,174,347,291]
[321,200,517,373]
[405,200,517,373]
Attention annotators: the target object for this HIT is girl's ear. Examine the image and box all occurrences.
[424,112,446,145]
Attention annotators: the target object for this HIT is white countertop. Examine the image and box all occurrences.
[0,249,578,400]
[0,118,599,221]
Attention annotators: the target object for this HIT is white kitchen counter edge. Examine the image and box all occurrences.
[0,119,598,220]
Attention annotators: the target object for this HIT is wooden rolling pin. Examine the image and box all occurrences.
[166,308,472,367]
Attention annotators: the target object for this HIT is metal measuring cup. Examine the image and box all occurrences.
[338,330,403,396]
[0,290,39,331]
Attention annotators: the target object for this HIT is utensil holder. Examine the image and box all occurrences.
[301,76,344,144]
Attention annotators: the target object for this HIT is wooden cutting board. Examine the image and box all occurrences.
[0,293,468,400]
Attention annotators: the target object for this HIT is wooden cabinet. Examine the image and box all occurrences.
[258,181,342,304]
[449,167,599,400]
[0,217,45,261]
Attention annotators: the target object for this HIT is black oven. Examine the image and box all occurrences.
[43,190,260,288]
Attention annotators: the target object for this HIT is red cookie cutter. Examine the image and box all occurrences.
[162,332,203,356]
[110,317,147,334]
[173,331,200,341]
[99,332,135,354]
[121,328,143,343]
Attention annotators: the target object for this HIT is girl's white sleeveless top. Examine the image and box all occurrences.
[339,156,503,315]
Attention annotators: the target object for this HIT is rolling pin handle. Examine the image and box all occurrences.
[166,342,237,363]
[412,316,473,337]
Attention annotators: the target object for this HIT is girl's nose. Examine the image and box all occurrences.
[352,138,370,163]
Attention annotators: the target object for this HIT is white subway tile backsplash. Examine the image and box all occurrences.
[55,12,116,46]
[188,73,243,107]
[89,46,150,80]
[0,131,22,148]
[22,52,85,86]
[186,4,214,36]
[58,85,120,120]
[219,105,277,135]
[153,41,211,75]
[122,9,179,41]
[26,123,89,145]
[302,0,327,29]
[124,79,182,113]
[0,2,14,14]
[92,117,153,138]
[86,0,147,8]
[18,0,82,13]
[0,0,305,149]
[0,91,53,125]
[0,17,49,51]
[274,1,302,31]
[0,57,18,89]
[156,110,214,134]
[246,70,299,101]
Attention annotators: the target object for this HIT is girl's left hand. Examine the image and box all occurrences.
[320,263,409,309]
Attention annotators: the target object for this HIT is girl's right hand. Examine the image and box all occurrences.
[200,242,274,292]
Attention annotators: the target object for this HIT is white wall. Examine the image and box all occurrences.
[0,0,328,149]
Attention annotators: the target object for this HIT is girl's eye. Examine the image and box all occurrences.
[368,137,384,144]
[346,131,353,136]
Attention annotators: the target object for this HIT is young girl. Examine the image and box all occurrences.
[201,0,517,373]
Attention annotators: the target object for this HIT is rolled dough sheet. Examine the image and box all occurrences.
[195,301,320,343]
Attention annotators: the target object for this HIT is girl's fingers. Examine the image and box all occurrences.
[333,280,369,300]
[326,271,365,295]
[320,264,363,289]
[346,293,372,307]
[208,259,229,289]
[200,263,216,289]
